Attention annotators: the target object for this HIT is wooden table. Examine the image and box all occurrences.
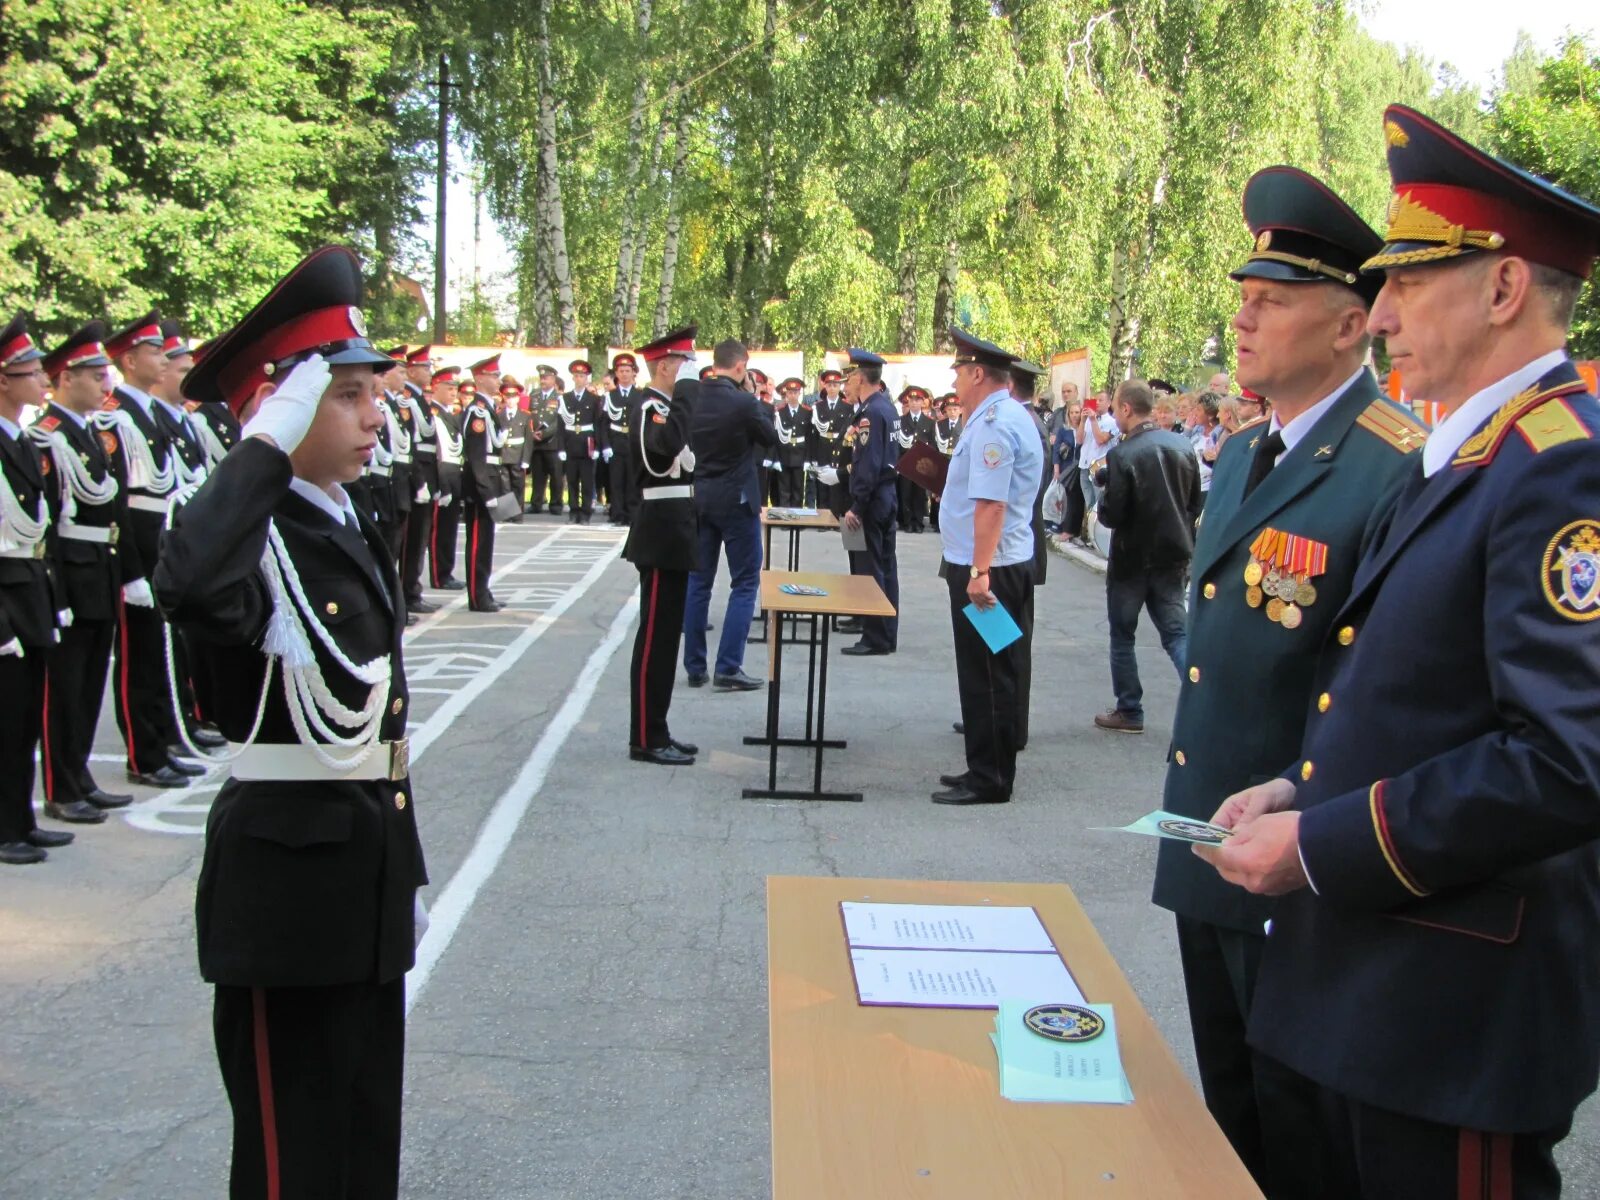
[755,508,843,645]
[743,571,895,803]
[768,875,1265,1200]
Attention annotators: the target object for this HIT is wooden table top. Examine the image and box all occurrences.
[759,571,895,618]
[760,507,841,530]
[767,875,1264,1200]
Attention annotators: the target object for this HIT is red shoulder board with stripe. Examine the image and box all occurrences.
[37,416,59,432]
[99,395,120,411]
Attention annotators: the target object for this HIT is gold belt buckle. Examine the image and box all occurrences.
[32,541,46,559]
[107,524,120,545]
[387,735,411,782]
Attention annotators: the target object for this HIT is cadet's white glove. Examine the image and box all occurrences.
[122,579,155,608]
[804,461,815,473]
[815,466,839,486]
[771,462,783,473]
[438,494,453,508]
[558,451,568,462]
[414,484,432,504]
[242,354,330,454]
[0,638,23,658]
[603,448,614,462]
[57,608,73,628]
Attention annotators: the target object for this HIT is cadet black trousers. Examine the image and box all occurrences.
[853,487,900,652]
[464,502,497,611]
[214,979,404,1200]
[630,566,688,751]
[401,500,435,605]
[113,598,178,775]
[43,616,115,808]
[527,448,564,512]
[775,462,805,507]
[945,561,1032,799]
[607,440,635,524]
[430,497,461,587]
[0,651,45,843]
[564,454,596,519]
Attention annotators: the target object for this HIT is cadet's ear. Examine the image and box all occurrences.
[236,381,277,425]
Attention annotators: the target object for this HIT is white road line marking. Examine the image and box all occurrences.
[407,593,639,1014]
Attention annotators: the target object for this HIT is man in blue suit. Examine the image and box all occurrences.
[681,338,779,691]
[1198,105,1600,1198]
[838,349,900,656]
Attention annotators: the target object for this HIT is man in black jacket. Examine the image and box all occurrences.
[681,339,780,690]
[1093,378,1202,734]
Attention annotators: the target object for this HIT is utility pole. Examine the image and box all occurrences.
[433,53,452,344]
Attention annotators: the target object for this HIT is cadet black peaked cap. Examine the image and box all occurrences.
[42,320,111,376]
[1231,166,1384,304]
[1364,104,1600,279]
[0,312,47,369]
[182,245,391,413]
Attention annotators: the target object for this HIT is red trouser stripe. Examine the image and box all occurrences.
[637,569,659,748]
[251,988,282,1200]
[468,511,479,607]
[40,667,54,802]
[117,594,137,769]
[429,505,441,587]
[1458,1129,1516,1200]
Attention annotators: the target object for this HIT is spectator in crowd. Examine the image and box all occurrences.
[1207,369,1231,393]
[1234,387,1267,428]
[1052,399,1084,539]
[1195,391,1224,491]
[1092,378,1202,734]
[1216,394,1243,437]
[1077,391,1117,528]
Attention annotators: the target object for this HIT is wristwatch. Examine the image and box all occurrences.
[970,566,990,579]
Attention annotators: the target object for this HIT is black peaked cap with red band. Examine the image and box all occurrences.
[159,317,192,360]
[1231,166,1384,304]
[637,324,697,363]
[181,246,391,413]
[42,321,111,375]
[1365,104,1600,279]
[0,312,47,370]
[106,310,163,359]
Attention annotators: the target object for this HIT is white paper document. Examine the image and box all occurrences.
[850,948,1086,1009]
[841,902,1057,953]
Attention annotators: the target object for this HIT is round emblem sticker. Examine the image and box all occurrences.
[1542,520,1600,622]
[1024,1003,1105,1043]
[1157,818,1230,844]
[982,443,1003,468]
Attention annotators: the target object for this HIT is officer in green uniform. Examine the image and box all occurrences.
[1149,166,1425,1194]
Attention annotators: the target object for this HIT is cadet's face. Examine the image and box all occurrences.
[615,363,636,387]
[290,364,383,486]
[1367,257,1491,410]
[60,365,110,411]
[0,362,46,413]
[122,343,166,390]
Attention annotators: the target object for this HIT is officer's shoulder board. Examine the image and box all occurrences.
[35,415,60,433]
[99,394,121,411]
[1353,398,1427,455]
[1453,379,1593,468]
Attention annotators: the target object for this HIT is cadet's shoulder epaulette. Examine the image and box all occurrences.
[1453,379,1591,467]
[1355,398,1427,455]
[35,415,60,433]
[99,394,121,411]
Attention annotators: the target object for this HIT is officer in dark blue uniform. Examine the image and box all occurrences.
[839,349,900,656]
[1151,166,1423,1194]
[1197,106,1600,1199]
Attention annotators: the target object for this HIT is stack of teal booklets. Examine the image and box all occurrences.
[989,1001,1133,1104]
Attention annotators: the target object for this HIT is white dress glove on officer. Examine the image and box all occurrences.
[558,450,568,462]
[122,579,156,608]
[242,353,331,455]
[815,466,839,486]
[0,637,23,658]
[602,447,614,462]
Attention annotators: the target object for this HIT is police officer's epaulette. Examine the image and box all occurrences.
[1453,380,1593,468]
[1354,399,1426,455]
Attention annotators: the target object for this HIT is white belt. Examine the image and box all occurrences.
[127,494,172,514]
[60,521,119,544]
[414,445,437,455]
[641,485,692,501]
[505,438,525,448]
[368,464,391,478]
[391,452,412,464]
[229,736,411,782]
[0,541,47,559]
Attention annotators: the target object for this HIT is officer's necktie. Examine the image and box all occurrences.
[1241,430,1285,499]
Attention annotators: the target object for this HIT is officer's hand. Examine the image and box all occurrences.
[122,579,155,609]
[1207,777,1295,831]
[558,451,568,462]
[966,572,996,610]
[843,510,862,531]
[0,637,23,658]
[242,354,330,454]
[1192,811,1308,896]
[816,466,839,486]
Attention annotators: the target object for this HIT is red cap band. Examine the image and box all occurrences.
[1386,183,1597,277]
[217,305,365,408]
[1,333,38,368]
[106,323,162,359]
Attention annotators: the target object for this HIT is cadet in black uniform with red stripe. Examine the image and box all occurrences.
[624,326,701,766]
[460,382,504,612]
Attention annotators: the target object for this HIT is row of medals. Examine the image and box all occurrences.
[1242,560,1316,629]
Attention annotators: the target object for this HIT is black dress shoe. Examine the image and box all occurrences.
[669,738,700,756]
[840,642,890,656]
[835,618,863,634]
[28,827,75,847]
[938,772,971,788]
[406,612,419,626]
[86,789,134,809]
[43,800,107,825]
[165,754,207,777]
[952,721,965,735]
[189,724,226,749]
[931,785,1009,805]
[0,842,46,865]
[630,744,695,766]
[713,670,763,692]
[440,579,466,591]
[407,599,440,614]
[686,673,709,688]
[470,602,503,613]
[127,765,190,788]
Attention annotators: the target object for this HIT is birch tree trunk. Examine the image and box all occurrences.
[896,243,918,353]
[609,0,654,344]
[536,0,576,344]
[931,237,959,349]
[742,0,779,346]
[624,100,673,340]
[652,102,692,337]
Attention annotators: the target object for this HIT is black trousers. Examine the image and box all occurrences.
[0,649,45,843]
[429,497,460,587]
[214,978,404,1200]
[1016,586,1035,749]
[775,462,805,507]
[897,476,928,530]
[564,454,596,518]
[44,615,114,808]
[607,440,635,523]
[854,489,900,651]
[527,448,564,512]
[945,561,1031,798]
[400,500,434,604]
[113,598,178,774]
[630,566,687,751]
[1061,465,1086,539]
[464,501,497,610]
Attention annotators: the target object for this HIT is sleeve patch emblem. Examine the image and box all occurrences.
[98,430,118,458]
[1543,520,1600,621]
[471,418,486,433]
[982,442,1003,468]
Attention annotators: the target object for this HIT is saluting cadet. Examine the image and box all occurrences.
[34,323,137,827]
[604,352,642,525]
[1143,167,1418,1195]
[154,245,425,1200]
[525,364,565,514]
[624,326,701,766]
[498,379,530,512]
[460,381,505,612]
[428,368,464,591]
[398,346,440,615]
[835,350,900,656]
[101,313,197,786]
[0,314,77,865]
[1196,107,1600,1199]
[773,378,809,506]
[933,329,1043,805]
[559,359,604,524]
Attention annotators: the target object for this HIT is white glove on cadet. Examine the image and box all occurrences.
[57,608,73,628]
[558,451,568,462]
[0,637,23,658]
[122,579,155,608]
[603,448,614,462]
[815,466,839,486]
[242,354,331,455]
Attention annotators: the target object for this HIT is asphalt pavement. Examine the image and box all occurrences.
[0,514,1593,1198]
